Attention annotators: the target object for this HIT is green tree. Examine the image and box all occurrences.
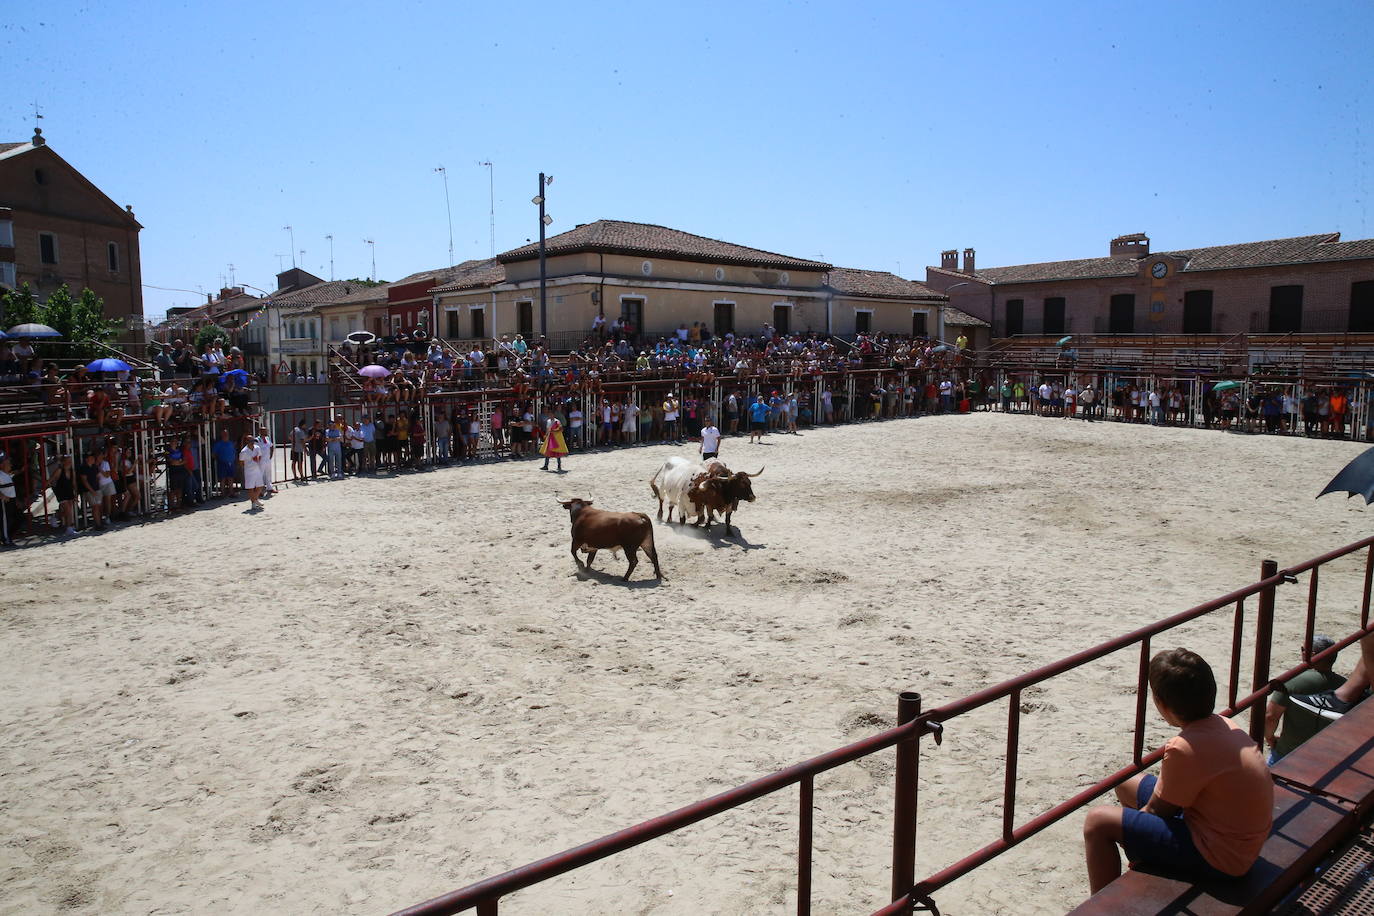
[194,324,226,353]
[0,283,42,328]
[39,285,122,359]
[0,284,122,359]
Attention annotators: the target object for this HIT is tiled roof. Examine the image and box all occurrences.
[941,305,990,327]
[828,267,946,300]
[973,257,1137,284]
[431,257,506,293]
[499,219,831,271]
[269,280,367,315]
[334,283,390,305]
[0,142,26,156]
[958,233,1374,285]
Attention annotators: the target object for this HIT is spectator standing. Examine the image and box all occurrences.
[290,420,307,481]
[239,434,265,510]
[325,421,344,478]
[748,395,769,443]
[664,393,681,443]
[212,428,238,498]
[50,454,78,536]
[0,452,18,546]
[433,413,451,463]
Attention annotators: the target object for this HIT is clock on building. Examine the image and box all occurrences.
[1151,262,1168,279]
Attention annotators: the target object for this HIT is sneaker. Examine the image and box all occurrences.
[64,527,78,536]
[1289,690,1354,720]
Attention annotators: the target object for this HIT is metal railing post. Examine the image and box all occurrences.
[890,690,921,909]
[1250,559,1278,743]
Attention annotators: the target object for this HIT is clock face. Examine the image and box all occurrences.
[1151,262,1168,279]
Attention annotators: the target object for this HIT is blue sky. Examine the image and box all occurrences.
[4,0,1371,320]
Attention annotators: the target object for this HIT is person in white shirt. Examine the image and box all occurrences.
[568,406,584,450]
[700,422,722,460]
[0,453,18,546]
[239,434,265,510]
[621,401,639,444]
[258,430,276,494]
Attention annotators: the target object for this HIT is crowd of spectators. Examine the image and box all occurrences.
[987,377,1366,438]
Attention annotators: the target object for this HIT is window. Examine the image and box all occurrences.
[39,232,57,264]
[713,301,734,336]
[329,317,340,341]
[470,307,485,339]
[1043,297,1066,335]
[1183,290,1213,334]
[620,297,644,333]
[107,242,119,272]
[772,304,792,335]
[912,312,928,338]
[1004,299,1024,336]
[854,310,872,334]
[447,309,462,339]
[516,300,534,338]
[0,262,15,289]
[1349,281,1374,332]
[0,219,13,247]
[34,168,46,185]
[1268,285,1303,334]
[1109,294,1135,334]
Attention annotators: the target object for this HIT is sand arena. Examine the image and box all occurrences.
[2,413,1371,914]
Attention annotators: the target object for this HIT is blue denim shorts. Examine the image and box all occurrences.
[1120,775,1237,882]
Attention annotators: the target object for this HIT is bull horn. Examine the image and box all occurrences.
[744,467,765,478]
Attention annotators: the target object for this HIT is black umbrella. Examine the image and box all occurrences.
[1318,446,1374,504]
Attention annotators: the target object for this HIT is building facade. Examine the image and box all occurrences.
[925,232,1374,338]
[0,129,144,340]
[432,220,948,345]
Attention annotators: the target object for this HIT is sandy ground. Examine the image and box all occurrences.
[3,412,1372,915]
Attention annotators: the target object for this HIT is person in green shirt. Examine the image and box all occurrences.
[1000,381,1013,412]
[1264,634,1345,765]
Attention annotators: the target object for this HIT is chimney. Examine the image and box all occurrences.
[1110,233,1150,259]
[962,248,976,274]
[941,250,958,271]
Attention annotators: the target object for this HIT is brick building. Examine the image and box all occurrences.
[924,232,1374,338]
[0,129,144,339]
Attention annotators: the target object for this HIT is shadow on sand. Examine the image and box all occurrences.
[573,563,665,588]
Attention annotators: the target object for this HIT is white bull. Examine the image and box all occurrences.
[649,456,728,523]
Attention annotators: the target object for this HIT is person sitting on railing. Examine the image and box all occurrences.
[1081,648,1272,895]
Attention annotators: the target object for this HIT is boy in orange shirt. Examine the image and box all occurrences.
[1083,648,1273,894]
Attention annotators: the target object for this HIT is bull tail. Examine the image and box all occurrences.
[649,466,665,518]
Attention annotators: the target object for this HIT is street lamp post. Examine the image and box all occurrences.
[533,173,553,337]
[435,166,455,267]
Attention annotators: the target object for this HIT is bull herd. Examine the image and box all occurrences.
[557,457,764,582]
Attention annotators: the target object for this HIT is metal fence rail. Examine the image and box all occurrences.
[392,535,1374,916]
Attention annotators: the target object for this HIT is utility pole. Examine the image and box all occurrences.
[363,238,376,282]
[478,160,495,258]
[283,226,296,267]
[325,234,334,280]
[533,173,553,336]
[435,166,455,267]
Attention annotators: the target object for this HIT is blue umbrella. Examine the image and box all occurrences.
[87,357,133,372]
[7,323,61,338]
[0,329,7,340]
[222,369,250,385]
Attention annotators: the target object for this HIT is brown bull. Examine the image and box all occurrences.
[687,467,762,536]
[559,498,663,581]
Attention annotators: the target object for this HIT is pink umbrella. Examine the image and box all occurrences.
[359,364,390,378]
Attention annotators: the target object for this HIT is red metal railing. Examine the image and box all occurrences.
[393,538,1374,916]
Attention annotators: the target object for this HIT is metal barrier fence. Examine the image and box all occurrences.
[392,535,1374,916]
